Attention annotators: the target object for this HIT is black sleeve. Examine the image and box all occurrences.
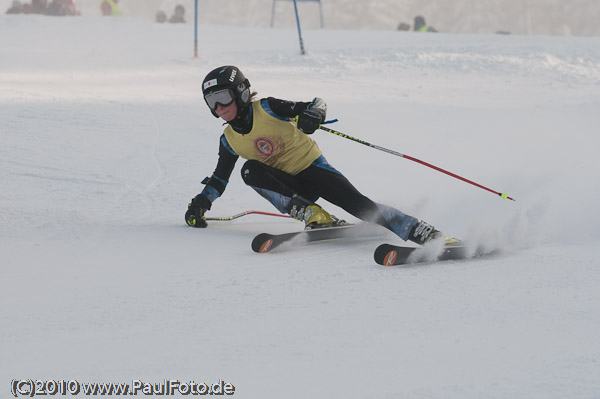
[266,97,327,125]
[213,135,239,181]
[197,135,239,209]
[266,97,312,119]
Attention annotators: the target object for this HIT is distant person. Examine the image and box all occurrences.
[156,10,167,23]
[397,22,410,31]
[169,4,185,23]
[100,0,120,16]
[413,15,437,32]
[6,0,23,13]
[44,0,79,16]
[30,0,47,13]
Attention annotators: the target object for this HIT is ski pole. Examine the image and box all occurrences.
[319,125,515,201]
[203,210,292,221]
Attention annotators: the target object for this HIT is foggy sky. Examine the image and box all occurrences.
[3,0,599,36]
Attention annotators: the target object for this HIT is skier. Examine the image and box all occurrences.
[185,65,444,246]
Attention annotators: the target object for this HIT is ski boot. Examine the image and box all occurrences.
[288,195,345,229]
[303,204,337,229]
[408,220,461,246]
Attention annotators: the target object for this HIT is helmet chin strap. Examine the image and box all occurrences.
[227,103,253,134]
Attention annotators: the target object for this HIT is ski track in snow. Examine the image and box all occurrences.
[1,15,600,399]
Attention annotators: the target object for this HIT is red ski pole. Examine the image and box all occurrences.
[203,210,292,221]
[319,125,515,201]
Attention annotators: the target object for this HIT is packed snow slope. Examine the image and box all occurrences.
[2,15,600,399]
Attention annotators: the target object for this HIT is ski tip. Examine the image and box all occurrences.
[374,244,402,266]
[251,233,275,253]
[382,249,397,266]
[258,238,274,253]
[374,244,417,266]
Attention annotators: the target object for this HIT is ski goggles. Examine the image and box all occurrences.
[204,89,235,110]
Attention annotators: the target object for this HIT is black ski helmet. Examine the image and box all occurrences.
[202,65,251,117]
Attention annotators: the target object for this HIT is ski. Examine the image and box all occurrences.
[374,243,493,266]
[252,224,357,253]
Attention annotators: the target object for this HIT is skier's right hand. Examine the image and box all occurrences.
[296,109,323,134]
[185,195,210,228]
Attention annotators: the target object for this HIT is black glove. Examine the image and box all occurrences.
[296,109,323,134]
[185,194,211,228]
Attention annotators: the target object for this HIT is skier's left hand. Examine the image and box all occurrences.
[185,207,207,227]
[185,195,210,228]
[296,110,323,134]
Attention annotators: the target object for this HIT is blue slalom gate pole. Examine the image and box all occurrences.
[292,0,306,55]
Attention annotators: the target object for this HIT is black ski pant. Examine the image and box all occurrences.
[241,160,392,229]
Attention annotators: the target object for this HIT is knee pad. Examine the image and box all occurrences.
[241,160,263,185]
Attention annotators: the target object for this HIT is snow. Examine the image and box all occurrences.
[2,13,600,399]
